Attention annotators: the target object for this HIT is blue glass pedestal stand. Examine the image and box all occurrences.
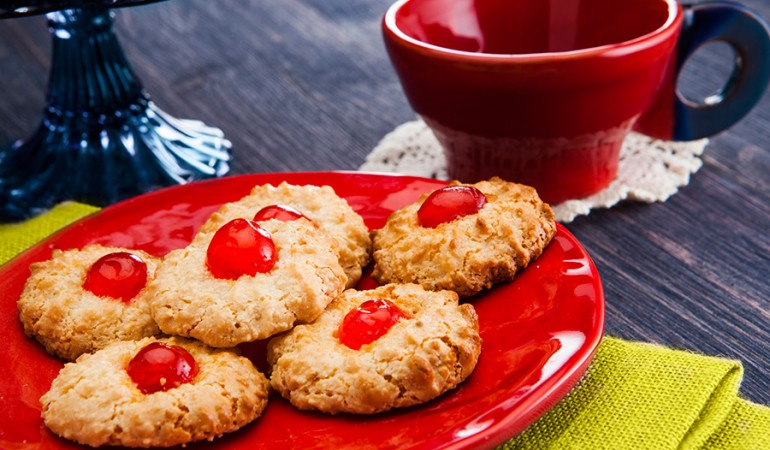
[0,6,231,220]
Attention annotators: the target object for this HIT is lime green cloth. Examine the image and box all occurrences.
[502,338,770,449]
[0,202,99,264]
[2,203,768,449]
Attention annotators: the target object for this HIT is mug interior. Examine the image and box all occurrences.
[391,0,674,54]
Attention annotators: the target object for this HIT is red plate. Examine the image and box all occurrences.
[0,172,604,450]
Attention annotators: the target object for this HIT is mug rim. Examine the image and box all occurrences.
[383,0,683,62]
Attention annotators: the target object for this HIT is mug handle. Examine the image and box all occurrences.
[671,1,770,140]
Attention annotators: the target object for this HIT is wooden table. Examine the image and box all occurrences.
[1,0,768,409]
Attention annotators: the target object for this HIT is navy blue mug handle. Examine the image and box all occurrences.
[673,1,770,140]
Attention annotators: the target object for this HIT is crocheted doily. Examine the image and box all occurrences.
[360,119,709,223]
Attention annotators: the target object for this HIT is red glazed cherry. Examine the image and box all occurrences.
[338,299,408,350]
[206,218,277,280]
[127,342,199,394]
[253,204,306,222]
[83,252,147,302]
[417,185,487,228]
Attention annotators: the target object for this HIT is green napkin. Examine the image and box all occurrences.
[0,202,99,264]
[2,203,768,449]
[503,338,770,450]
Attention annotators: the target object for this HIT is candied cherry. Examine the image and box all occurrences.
[206,218,277,280]
[83,251,147,303]
[417,185,487,228]
[253,204,307,222]
[127,342,199,394]
[338,299,408,350]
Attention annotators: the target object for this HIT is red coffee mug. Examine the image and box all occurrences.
[382,0,770,204]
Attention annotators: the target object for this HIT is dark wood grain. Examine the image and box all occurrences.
[1,0,769,409]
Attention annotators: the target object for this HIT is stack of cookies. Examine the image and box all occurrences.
[17,177,555,448]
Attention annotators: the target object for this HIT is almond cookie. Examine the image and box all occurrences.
[149,217,347,347]
[17,245,161,361]
[199,182,371,288]
[371,177,556,297]
[268,283,481,414]
[41,336,269,448]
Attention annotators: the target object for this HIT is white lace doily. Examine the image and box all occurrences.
[360,119,709,222]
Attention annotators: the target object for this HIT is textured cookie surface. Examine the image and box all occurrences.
[41,336,269,448]
[371,177,556,297]
[17,245,161,361]
[149,218,347,347]
[268,284,481,414]
[200,182,371,287]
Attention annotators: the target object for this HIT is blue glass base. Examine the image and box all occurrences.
[0,95,230,220]
[0,8,231,221]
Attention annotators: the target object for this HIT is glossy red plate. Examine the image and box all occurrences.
[0,172,604,450]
